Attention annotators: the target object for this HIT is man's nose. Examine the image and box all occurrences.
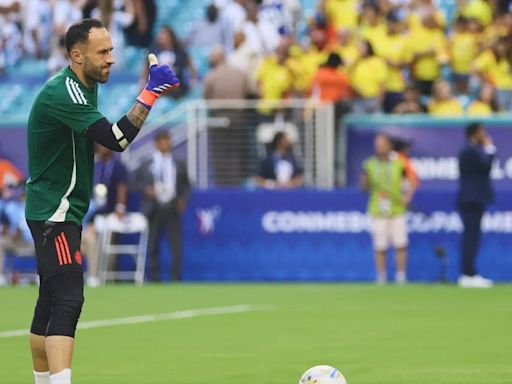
[107,52,115,65]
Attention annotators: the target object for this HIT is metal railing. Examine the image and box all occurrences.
[124,99,335,189]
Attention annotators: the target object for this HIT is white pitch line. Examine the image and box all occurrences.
[0,304,272,339]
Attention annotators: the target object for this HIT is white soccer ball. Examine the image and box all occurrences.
[299,365,347,384]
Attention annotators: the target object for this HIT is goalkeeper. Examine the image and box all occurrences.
[25,18,179,384]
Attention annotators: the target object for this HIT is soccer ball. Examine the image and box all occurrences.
[299,365,347,384]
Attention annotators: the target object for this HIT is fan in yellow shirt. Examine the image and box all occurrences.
[428,80,464,115]
[407,0,446,32]
[467,83,499,115]
[473,37,512,111]
[405,12,449,96]
[288,28,330,93]
[256,42,293,115]
[449,16,479,94]
[461,0,493,27]
[374,12,408,112]
[321,0,358,31]
[351,40,388,114]
[331,28,360,68]
[358,2,387,48]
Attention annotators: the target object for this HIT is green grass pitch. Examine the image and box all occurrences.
[1,284,511,383]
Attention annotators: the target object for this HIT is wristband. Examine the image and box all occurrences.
[136,89,159,110]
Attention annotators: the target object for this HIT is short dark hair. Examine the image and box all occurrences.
[206,4,219,23]
[466,122,483,139]
[362,1,379,13]
[154,130,171,142]
[455,15,468,25]
[65,18,105,54]
[325,52,343,68]
[392,137,412,152]
[386,11,401,23]
[405,84,419,93]
[271,131,286,150]
[361,40,375,57]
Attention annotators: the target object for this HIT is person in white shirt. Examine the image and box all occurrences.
[0,0,22,70]
[22,0,52,58]
[53,0,84,37]
[187,4,232,53]
[218,0,248,32]
[227,30,260,96]
[241,1,280,55]
[258,0,301,36]
[91,0,135,69]
[47,35,68,75]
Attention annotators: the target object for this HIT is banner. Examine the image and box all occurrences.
[182,189,512,282]
[346,119,512,189]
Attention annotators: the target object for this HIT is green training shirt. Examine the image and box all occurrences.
[26,66,104,225]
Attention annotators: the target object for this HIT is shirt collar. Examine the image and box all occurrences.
[64,66,96,92]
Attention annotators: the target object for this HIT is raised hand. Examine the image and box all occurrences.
[136,54,180,110]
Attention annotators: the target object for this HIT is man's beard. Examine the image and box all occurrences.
[85,62,110,84]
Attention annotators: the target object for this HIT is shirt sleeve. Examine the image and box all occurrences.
[259,157,274,179]
[474,50,491,72]
[51,80,106,135]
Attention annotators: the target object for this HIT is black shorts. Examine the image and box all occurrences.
[27,220,83,280]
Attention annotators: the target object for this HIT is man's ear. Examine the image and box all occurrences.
[70,48,84,65]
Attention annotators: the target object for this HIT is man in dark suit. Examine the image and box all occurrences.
[457,122,494,288]
[134,131,191,281]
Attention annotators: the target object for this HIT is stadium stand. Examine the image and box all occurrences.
[1,0,509,126]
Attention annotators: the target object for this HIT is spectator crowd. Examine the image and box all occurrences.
[2,0,512,114]
[0,0,156,74]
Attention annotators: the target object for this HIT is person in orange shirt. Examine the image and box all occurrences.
[0,156,24,196]
[311,52,351,102]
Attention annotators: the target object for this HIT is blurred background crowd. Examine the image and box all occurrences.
[1,0,512,115]
[1,0,512,285]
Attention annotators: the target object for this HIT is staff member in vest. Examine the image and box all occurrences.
[361,133,416,284]
[457,122,495,288]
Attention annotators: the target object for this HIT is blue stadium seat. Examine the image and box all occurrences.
[15,59,47,77]
[436,0,458,23]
